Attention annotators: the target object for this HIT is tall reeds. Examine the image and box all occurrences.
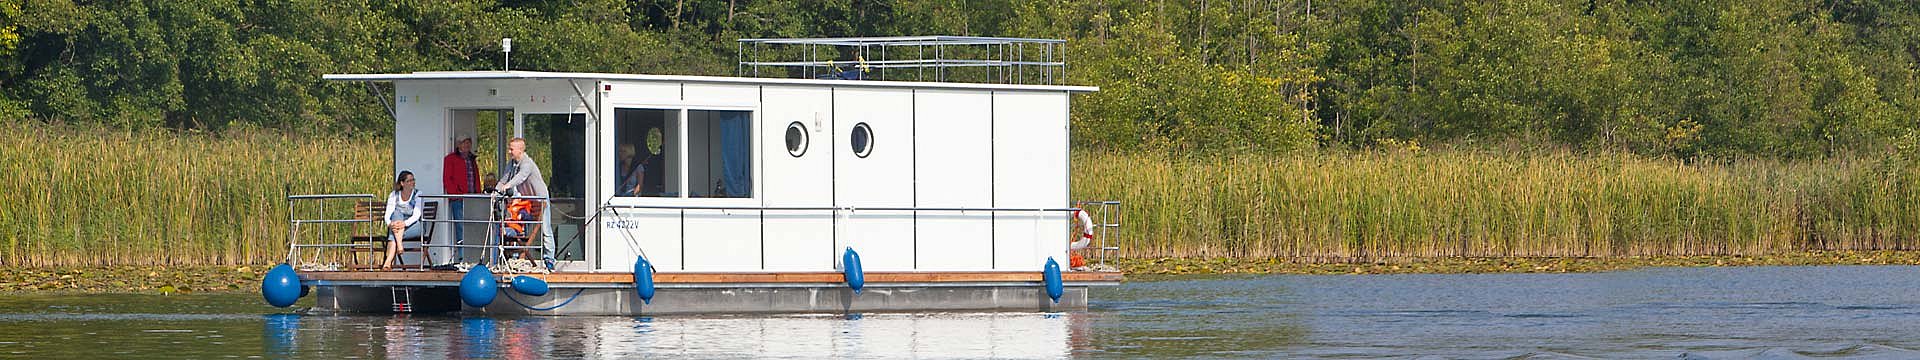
[7,120,1917,266]
[3,122,387,266]
[1074,149,1920,261]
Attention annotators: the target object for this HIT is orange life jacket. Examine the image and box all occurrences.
[505,199,536,234]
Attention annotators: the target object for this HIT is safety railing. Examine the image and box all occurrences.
[285,193,379,267]
[419,194,551,267]
[738,36,1067,85]
[597,201,1121,269]
[290,193,1120,271]
[286,193,554,269]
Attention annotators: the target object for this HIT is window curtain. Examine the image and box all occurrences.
[719,112,752,197]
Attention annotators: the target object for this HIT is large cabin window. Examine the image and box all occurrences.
[615,109,679,197]
[614,108,753,198]
[689,110,754,198]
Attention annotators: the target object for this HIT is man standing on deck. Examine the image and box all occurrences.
[441,137,478,264]
[494,137,553,270]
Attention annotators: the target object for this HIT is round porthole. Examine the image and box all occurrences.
[850,122,874,158]
[785,121,809,157]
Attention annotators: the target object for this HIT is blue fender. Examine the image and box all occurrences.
[510,275,549,296]
[262,263,301,308]
[1043,257,1064,303]
[843,247,865,294]
[634,257,656,304]
[460,266,499,307]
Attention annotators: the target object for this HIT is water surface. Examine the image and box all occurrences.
[3,266,1919,358]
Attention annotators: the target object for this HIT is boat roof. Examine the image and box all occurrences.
[736,35,1068,46]
[323,71,1097,93]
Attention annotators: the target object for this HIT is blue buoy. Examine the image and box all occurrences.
[1043,257,1064,303]
[842,247,865,294]
[633,257,655,304]
[262,263,301,308]
[460,266,498,307]
[510,275,549,296]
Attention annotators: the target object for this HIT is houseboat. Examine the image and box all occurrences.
[264,36,1123,315]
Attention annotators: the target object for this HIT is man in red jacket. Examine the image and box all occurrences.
[442,137,479,262]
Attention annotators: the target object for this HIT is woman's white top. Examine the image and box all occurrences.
[385,190,424,227]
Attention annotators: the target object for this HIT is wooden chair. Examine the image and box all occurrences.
[349,200,439,270]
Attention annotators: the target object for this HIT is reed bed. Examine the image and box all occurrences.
[7,120,1917,266]
[3,122,388,266]
[1074,149,1920,262]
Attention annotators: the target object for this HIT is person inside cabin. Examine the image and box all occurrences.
[493,137,554,269]
[383,171,424,270]
[615,143,646,197]
[441,137,479,252]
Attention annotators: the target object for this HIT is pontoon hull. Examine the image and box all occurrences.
[302,271,1118,315]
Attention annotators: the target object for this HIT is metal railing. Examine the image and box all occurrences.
[285,193,378,266]
[289,192,1122,270]
[418,194,551,267]
[737,36,1067,85]
[285,193,553,269]
[597,201,1122,269]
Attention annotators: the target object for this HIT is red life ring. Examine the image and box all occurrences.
[1069,209,1095,268]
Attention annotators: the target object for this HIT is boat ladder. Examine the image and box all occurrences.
[390,287,414,313]
[1075,200,1124,267]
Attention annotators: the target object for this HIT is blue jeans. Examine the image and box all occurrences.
[447,199,465,244]
[387,213,423,240]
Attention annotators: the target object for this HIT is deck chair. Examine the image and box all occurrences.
[350,200,438,270]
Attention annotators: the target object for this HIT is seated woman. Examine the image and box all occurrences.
[383,171,425,270]
[615,143,647,196]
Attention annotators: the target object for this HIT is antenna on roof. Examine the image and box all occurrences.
[501,38,513,71]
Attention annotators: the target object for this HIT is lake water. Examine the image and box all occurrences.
[3,266,1919,358]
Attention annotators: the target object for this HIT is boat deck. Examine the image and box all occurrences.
[301,270,1124,287]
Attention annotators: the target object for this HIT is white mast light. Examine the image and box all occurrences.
[502,38,513,71]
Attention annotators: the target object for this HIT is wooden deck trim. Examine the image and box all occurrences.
[301,270,1124,283]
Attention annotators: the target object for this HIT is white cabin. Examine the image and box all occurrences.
[323,70,1098,274]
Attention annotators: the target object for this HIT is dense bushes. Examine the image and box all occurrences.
[3,1,1916,158]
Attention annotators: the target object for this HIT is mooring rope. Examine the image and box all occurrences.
[503,288,587,311]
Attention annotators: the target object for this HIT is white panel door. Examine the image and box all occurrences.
[762,86,837,271]
[392,82,448,266]
[992,91,1071,271]
[833,88,915,271]
[913,90,994,270]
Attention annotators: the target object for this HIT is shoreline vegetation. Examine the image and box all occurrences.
[1108,250,1920,279]
[6,122,1919,267]
[8,251,1920,294]
[1077,149,1919,259]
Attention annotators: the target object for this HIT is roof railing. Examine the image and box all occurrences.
[737,36,1066,85]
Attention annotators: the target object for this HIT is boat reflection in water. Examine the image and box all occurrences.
[266,312,1089,358]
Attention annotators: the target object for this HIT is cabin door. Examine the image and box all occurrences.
[520,113,591,267]
[439,109,518,264]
